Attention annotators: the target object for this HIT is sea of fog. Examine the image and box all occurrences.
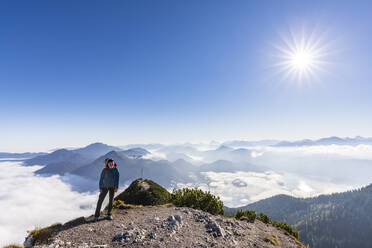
[169,144,372,206]
[0,160,97,246]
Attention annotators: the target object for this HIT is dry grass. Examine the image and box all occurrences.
[3,244,23,248]
[294,238,308,248]
[113,200,178,210]
[266,233,281,247]
[158,203,174,207]
[129,202,174,208]
[111,200,146,210]
[28,223,62,245]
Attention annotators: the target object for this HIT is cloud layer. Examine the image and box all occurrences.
[0,161,98,246]
[182,171,354,207]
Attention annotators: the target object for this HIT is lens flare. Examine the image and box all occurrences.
[272,28,330,84]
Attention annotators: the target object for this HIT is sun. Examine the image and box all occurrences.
[290,50,314,70]
[273,29,329,84]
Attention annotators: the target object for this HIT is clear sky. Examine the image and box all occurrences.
[1,0,372,152]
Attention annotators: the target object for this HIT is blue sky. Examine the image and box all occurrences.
[1,0,372,151]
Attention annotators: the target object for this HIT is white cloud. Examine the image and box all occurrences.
[0,161,98,246]
[142,150,167,160]
[187,155,204,161]
[251,151,264,158]
[185,171,355,207]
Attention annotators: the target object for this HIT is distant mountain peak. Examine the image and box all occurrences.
[103,150,126,158]
[52,148,72,154]
[84,142,111,147]
[121,147,150,159]
[72,143,123,159]
[216,145,232,151]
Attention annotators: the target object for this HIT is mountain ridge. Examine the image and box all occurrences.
[70,150,195,188]
[224,183,372,248]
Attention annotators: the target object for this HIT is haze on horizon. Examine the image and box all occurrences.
[1,0,372,152]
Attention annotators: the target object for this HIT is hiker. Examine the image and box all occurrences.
[94,158,119,221]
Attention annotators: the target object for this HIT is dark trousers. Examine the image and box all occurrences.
[94,187,115,217]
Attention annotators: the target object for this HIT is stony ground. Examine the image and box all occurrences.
[31,205,303,248]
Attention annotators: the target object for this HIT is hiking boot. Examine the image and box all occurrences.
[107,215,113,220]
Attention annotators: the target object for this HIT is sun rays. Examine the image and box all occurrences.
[272,28,331,84]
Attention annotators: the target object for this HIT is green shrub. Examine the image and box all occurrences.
[171,188,224,215]
[244,210,257,222]
[234,209,256,222]
[235,209,244,219]
[257,212,271,224]
[115,180,224,215]
[272,221,299,239]
[115,179,171,206]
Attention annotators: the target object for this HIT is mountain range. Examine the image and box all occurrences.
[24,143,122,166]
[2,136,372,162]
[71,150,195,188]
[222,136,372,147]
[273,136,372,147]
[23,143,266,189]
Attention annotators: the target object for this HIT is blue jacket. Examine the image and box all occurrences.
[99,167,119,189]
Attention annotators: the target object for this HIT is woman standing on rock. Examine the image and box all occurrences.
[94,158,119,221]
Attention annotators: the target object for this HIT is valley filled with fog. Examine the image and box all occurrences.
[144,143,371,206]
[1,139,372,244]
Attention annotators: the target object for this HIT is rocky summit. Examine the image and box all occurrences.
[22,179,304,248]
[24,205,304,248]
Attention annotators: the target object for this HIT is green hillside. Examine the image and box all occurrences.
[225,184,372,248]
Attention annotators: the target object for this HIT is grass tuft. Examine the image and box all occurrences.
[28,223,62,245]
[3,244,23,248]
[265,233,281,247]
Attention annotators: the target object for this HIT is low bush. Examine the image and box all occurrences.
[244,210,257,222]
[272,221,299,239]
[234,209,256,222]
[235,209,244,220]
[234,210,299,240]
[171,188,224,215]
[257,212,271,224]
